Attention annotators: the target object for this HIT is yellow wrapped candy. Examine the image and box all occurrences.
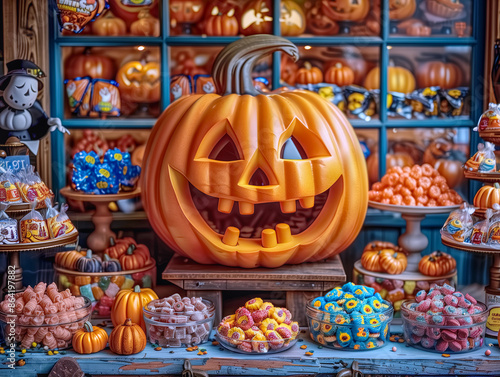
[259,318,278,332]
[227,327,245,345]
[245,297,263,311]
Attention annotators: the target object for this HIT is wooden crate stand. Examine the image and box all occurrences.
[162,255,346,326]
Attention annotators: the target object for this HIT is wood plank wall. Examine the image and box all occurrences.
[2,0,51,184]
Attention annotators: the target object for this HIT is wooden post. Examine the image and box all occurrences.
[2,0,52,185]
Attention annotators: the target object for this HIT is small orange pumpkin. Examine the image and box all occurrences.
[130,11,160,37]
[474,183,500,209]
[119,244,150,270]
[418,250,456,276]
[295,62,323,85]
[361,241,399,272]
[55,249,85,270]
[109,318,147,355]
[111,285,158,332]
[64,49,115,80]
[92,12,127,36]
[364,65,416,94]
[105,237,136,260]
[72,321,108,354]
[417,61,462,90]
[325,63,354,87]
[379,249,407,275]
[204,2,239,36]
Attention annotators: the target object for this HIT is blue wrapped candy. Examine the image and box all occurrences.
[352,341,367,350]
[311,297,326,310]
[342,282,356,293]
[74,151,99,171]
[344,298,361,313]
[320,323,336,336]
[352,326,369,342]
[325,287,344,302]
[368,297,384,312]
[366,317,382,333]
[332,313,350,325]
[120,164,141,190]
[351,311,365,325]
[365,340,377,349]
[352,285,367,300]
[104,148,129,169]
[336,327,353,347]
[94,163,119,194]
[324,301,342,313]
[72,169,93,192]
[360,301,375,315]
[310,319,321,333]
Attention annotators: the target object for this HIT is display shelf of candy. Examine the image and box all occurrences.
[401,284,488,353]
[215,298,300,354]
[0,282,91,350]
[144,295,215,348]
[71,148,140,195]
[307,283,393,350]
[54,239,156,318]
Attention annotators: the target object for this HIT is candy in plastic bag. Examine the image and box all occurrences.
[470,206,497,245]
[20,201,49,243]
[64,77,91,114]
[407,87,440,119]
[441,202,475,242]
[344,85,375,121]
[0,169,22,204]
[74,151,100,171]
[45,198,75,238]
[439,87,469,118]
[89,79,121,117]
[464,142,497,172]
[317,84,346,112]
[0,203,18,244]
[476,103,500,132]
[55,0,107,33]
[94,163,119,194]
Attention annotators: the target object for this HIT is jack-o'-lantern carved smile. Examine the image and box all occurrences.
[143,36,367,268]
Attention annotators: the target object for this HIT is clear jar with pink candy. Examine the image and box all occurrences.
[143,295,215,348]
[0,282,91,350]
[401,284,488,353]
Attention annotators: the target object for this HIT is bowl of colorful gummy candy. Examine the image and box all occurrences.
[0,282,91,350]
[215,298,299,354]
[306,283,394,351]
[401,284,488,353]
[143,294,215,348]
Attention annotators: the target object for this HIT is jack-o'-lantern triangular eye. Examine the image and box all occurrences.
[209,134,242,161]
[281,137,308,160]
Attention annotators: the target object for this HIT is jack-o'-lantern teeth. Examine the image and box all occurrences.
[190,183,331,240]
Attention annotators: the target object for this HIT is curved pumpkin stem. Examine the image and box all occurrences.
[85,249,93,258]
[104,254,111,262]
[126,244,136,255]
[134,285,141,293]
[124,318,133,326]
[109,237,116,246]
[211,35,299,96]
[84,321,94,333]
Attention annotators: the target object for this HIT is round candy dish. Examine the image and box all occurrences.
[400,286,488,353]
[215,298,300,354]
[55,260,156,318]
[306,283,394,350]
[0,283,91,350]
[143,296,215,348]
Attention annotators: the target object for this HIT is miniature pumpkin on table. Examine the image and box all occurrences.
[72,321,108,354]
[103,254,122,272]
[142,35,368,268]
[130,11,160,37]
[76,249,102,273]
[325,63,354,87]
[361,241,399,272]
[105,237,136,260]
[111,285,158,332]
[119,244,150,270]
[109,318,147,355]
[417,61,462,90]
[55,249,85,270]
[474,183,500,209]
[379,248,408,275]
[418,250,456,276]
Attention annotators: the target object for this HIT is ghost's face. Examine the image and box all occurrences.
[3,76,39,110]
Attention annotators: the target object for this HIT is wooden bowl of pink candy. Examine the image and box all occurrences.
[0,282,91,350]
[143,294,215,348]
[401,284,488,353]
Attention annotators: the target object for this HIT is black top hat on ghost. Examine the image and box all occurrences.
[0,59,46,91]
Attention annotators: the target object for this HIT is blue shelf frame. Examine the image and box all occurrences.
[48,0,487,200]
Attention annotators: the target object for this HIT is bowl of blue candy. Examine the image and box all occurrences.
[306,283,394,351]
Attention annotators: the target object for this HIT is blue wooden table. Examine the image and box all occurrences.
[1,327,499,377]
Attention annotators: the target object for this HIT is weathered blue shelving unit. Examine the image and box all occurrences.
[47,0,489,285]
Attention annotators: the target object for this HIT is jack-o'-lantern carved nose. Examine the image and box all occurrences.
[249,168,270,186]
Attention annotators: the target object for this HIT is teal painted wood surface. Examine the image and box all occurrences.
[1,329,498,376]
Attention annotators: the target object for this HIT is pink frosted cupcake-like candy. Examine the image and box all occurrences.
[415,290,427,303]
[425,327,441,340]
[412,326,426,337]
[430,300,444,312]
[428,290,442,299]
[443,305,457,315]
[456,328,469,340]
[448,341,463,352]
[469,326,483,338]
[465,293,477,305]
[458,297,472,309]
[440,284,455,295]
[435,339,449,352]
[446,318,460,327]
[420,336,435,349]
[441,329,457,342]
[444,295,458,307]
[410,333,422,344]
[416,299,431,312]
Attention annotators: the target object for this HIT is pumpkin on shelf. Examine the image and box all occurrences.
[76,249,102,273]
[64,48,115,80]
[107,0,159,24]
[474,183,500,209]
[364,65,416,94]
[379,248,408,275]
[142,35,368,268]
[295,62,323,85]
[170,0,206,31]
[55,249,85,270]
[92,11,127,36]
[305,0,338,36]
[425,0,464,19]
[321,0,370,22]
[389,0,416,20]
[72,321,108,354]
[130,11,160,37]
[204,1,239,36]
[417,61,462,90]
[111,285,158,332]
[103,254,122,273]
[116,60,161,104]
[119,244,150,270]
[418,250,456,276]
[361,241,399,272]
[239,0,273,35]
[325,63,354,87]
[280,0,306,36]
[109,318,147,355]
[105,237,136,260]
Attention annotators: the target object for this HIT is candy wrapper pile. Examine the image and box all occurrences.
[72,148,141,194]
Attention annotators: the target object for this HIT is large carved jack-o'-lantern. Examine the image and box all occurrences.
[142,35,368,268]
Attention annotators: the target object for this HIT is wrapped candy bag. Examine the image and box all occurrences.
[55,0,107,33]
[0,203,18,244]
[439,88,469,118]
[15,168,38,203]
[441,202,475,242]
[464,142,497,172]
[316,84,345,112]
[45,199,75,239]
[73,151,99,171]
[344,86,375,121]
[89,79,121,118]
[407,87,440,119]
[64,77,91,114]
[20,201,50,243]
[476,103,500,131]
[470,206,498,245]
[487,205,500,247]
[372,90,412,119]
[94,163,119,195]
[0,169,22,204]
